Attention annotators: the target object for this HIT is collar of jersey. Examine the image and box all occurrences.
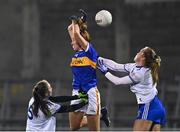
[136,65,143,68]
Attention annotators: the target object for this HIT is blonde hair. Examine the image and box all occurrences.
[76,18,91,41]
[143,47,161,85]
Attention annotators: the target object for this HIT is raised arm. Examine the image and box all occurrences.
[68,24,76,44]
[98,57,127,72]
[73,21,88,50]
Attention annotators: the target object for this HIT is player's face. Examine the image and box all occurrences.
[71,41,81,51]
[134,48,146,65]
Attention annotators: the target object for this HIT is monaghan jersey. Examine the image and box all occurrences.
[26,97,60,132]
[101,57,158,104]
[70,43,98,92]
[124,63,158,104]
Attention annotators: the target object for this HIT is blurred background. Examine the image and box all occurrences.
[0,0,180,130]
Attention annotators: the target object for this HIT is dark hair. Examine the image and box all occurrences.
[143,47,161,85]
[32,80,51,117]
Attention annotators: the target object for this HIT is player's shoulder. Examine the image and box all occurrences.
[47,100,61,108]
[85,42,94,51]
[27,97,34,107]
[88,42,94,47]
[47,100,61,114]
[125,63,136,69]
[134,65,150,75]
[124,63,135,67]
[29,97,34,104]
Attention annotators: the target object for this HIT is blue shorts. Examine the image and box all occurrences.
[136,96,166,126]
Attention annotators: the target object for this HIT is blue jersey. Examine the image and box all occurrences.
[70,43,98,92]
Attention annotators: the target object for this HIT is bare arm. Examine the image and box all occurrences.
[73,21,88,50]
[68,24,76,44]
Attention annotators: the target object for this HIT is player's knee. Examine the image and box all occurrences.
[69,121,81,131]
[152,124,161,131]
[70,125,80,131]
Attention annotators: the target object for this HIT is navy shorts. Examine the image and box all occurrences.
[136,96,166,126]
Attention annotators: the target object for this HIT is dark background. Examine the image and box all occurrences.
[0,0,180,130]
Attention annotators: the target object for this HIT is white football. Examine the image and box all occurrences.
[95,10,112,27]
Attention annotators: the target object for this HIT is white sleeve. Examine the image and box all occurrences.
[105,72,133,85]
[124,63,136,72]
[100,57,127,72]
[48,102,61,115]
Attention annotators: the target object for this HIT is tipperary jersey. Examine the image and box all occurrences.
[26,97,60,132]
[124,63,158,104]
[70,43,98,92]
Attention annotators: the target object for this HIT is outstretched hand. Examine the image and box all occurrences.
[97,57,108,74]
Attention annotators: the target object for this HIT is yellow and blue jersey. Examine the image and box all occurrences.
[70,43,98,92]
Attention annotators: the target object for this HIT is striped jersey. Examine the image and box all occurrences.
[70,43,98,92]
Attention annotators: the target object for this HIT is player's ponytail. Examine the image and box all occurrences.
[143,47,161,85]
[32,80,51,117]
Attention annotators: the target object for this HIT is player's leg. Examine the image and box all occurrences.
[86,87,101,131]
[69,111,85,130]
[69,89,88,130]
[133,119,153,131]
[80,115,88,127]
[100,107,111,127]
[87,114,100,131]
[152,124,161,131]
[79,107,111,128]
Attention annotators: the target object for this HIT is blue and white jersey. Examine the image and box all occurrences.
[26,97,60,132]
[124,63,158,104]
[136,96,166,125]
[70,43,98,92]
[100,57,166,125]
[100,57,158,104]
